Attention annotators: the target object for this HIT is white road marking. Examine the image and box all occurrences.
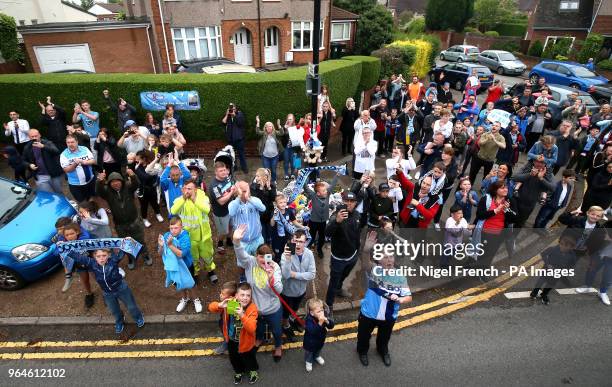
[447,296,476,304]
[504,291,533,299]
[556,287,598,295]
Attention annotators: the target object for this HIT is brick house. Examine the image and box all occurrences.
[88,2,125,21]
[123,0,358,72]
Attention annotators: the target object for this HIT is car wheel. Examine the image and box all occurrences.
[0,266,26,290]
[569,83,581,90]
[457,57,463,63]
[440,54,445,61]
[529,74,539,84]
[455,80,463,91]
[497,67,505,75]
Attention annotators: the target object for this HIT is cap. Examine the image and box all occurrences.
[379,183,390,191]
[342,191,357,201]
[123,120,136,129]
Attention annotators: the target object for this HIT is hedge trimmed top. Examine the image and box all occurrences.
[0,56,380,141]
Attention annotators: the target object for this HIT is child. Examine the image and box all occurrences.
[387,175,404,227]
[125,152,137,172]
[146,134,159,156]
[302,172,340,259]
[209,282,259,384]
[270,193,301,262]
[442,205,473,268]
[157,134,175,157]
[158,217,201,313]
[368,183,394,229]
[78,200,112,238]
[530,232,579,305]
[3,145,27,182]
[303,298,335,372]
[213,281,238,355]
[454,177,479,223]
[384,109,400,153]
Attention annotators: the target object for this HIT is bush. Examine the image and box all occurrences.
[344,55,381,92]
[465,27,482,34]
[542,37,573,59]
[490,40,520,53]
[576,33,604,63]
[388,39,433,78]
[405,17,425,34]
[493,23,527,37]
[418,33,442,69]
[0,58,378,141]
[597,59,612,71]
[528,40,544,57]
[0,13,23,62]
[372,46,414,78]
[484,31,500,37]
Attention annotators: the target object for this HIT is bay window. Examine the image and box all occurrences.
[172,26,222,62]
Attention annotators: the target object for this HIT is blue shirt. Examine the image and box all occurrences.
[228,197,266,242]
[163,230,193,268]
[78,112,100,137]
[361,266,410,321]
[59,146,94,185]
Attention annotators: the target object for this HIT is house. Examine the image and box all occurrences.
[88,2,125,21]
[123,0,358,72]
[330,6,359,52]
[0,0,97,28]
[386,0,426,17]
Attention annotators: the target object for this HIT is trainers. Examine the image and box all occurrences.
[305,362,313,372]
[214,341,228,355]
[529,289,540,299]
[156,213,164,223]
[248,371,259,384]
[540,294,550,305]
[599,292,610,306]
[194,298,203,313]
[85,293,95,309]
[217,240,225,255]
[434,223,441,231]
[128,258,136,270]
[315,356,325,365]
[143,219,152,228]
[144,255,153,266]
[575,286,591,294]
[176,297,189,313]
[284,175,289,181]
[136,318,145,328]
[234,374,243,384]
[208,271,219,284]
[115,322,124,334]
[62,275,73,293]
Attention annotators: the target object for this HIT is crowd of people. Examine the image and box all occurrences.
[2,68,611,383]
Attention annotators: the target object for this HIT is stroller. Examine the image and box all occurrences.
[213,145,236,178]
[183,158,208,192]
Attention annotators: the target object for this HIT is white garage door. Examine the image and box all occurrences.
[34,44,95,73]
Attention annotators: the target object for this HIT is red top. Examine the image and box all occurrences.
[485,85,503,104]
[397,170,439,228]
[301,124,319,143]
[483,201,505,234]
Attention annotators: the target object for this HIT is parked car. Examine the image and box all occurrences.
[49,69,94,74]
[540,84,600,128]
[528,60,609,91]
[429,63,494,93]
[477,50,527,75]
[175,57,256,74]
[439,45,480,62]
[588,83,612,105]
[0,178,76,290]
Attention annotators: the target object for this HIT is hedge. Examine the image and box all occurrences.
[372,46,416,78]
[388,39,433,78]
[596,59,612,71]
[0,57,380,141]
[344,55,381,93]
[492,23,527,37]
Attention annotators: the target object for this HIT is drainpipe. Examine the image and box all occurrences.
[257,0,263,67]
[157,0,172,73]
[146,24,157,74]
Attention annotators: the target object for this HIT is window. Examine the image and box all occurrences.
[556,65,571,76]
[18,20,25,26]
[291,21,324,51]
[543,36,575,50]
[542,63,558,71]
[171,26,222,62]
[331,22,350,41]
[30,19,38,25]
[560,1,579,10]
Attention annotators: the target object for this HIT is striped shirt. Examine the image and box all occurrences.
[60,146,94,186]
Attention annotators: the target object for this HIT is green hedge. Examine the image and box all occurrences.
[0,57,378,141]
[372,46,416,78]
[597,59,612,71]
[493,23,527,37]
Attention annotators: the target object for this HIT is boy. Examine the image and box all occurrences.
[303,298,335,372]
[63,248,144,334]
[384,109,401,153]
[270,193,299,262]
[387,175,404,226]
[208,161,236,255]
[302,172,340,259]
[368,183,394,229]
[209,282,259,384]
[534,169,575,231]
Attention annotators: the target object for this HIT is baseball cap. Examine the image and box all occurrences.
[123,120,136,129]
[379,183,390,192]
[342,191,357,201]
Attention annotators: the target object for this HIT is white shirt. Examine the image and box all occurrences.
[557,183,568,207]
[353,118,377,145]
[287,125,305,148]
[433,120,453,139]
[4,119,30,144]
[385,157,416,178]
[388,187,403,213]
[353,139,377,173]
[445,217,468,230]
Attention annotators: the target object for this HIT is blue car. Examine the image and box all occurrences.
[529,60,609,91]
[0,178,76,290]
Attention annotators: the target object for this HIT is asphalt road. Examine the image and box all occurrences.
[1,292,610,387]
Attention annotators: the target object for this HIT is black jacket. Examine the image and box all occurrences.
[22,139,64,177]
[550,131,577,166]
[397,110,424,144]
[96,172,140,226]
[40,105,67,150]
[340,107,359,134]
[368,195,394,227]
[545,180,573,210]
[558,212,606,253]
[250,182,277,224]
[325,209,361,259]
[105,95,137,130]
[94,136,125,168]
[319,110,334,139]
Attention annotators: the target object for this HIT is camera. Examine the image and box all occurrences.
[337,203,347,212]
[287,242,296,255]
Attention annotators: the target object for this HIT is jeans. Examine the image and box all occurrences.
[325,254,358,307]
[261,155,279,183]
[356,313,395,355]
[309,221,327,255]
[255,306,283,348]
[534,205,559,229]
[283,147,295,177]
[280,293,305,320]
[469,155,494,185]
[584,256,612,293]
[304,349,321,363]
[35,174,64,194]
[103,282,143,326]
[231,139,248,173]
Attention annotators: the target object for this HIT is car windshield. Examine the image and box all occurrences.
[578,95,598,105]
[498,53,516,61]
[474,67,491,76]
[0,180,31,225]
[571,66,597,78]
[467,48,479,54]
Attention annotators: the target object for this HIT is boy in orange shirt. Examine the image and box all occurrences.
[209,282,259,384]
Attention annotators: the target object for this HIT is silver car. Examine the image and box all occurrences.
[478,50,526,75]
[439,45,479,62]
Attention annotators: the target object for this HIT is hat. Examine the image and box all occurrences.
[107,172,124,183]
[379,183,390,192]
[429,82,437,87]
[444,82,450,86]
[123,120,136,129]
[342,191,357,201]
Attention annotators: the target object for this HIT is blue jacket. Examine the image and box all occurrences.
[303,313,335,353]
[64,251,125,293]
[160,162,191,215]
[528,142,558,168]
[453,102,480,122]
[163,229,193,268]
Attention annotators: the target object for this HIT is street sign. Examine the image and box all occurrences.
[306,74,320,97]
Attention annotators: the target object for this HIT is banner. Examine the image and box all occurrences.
[57,238,142,259]
[139,91,200,111]
[288,164,347,202]
[486,109,512,128]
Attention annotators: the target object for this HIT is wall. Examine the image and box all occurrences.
[529,29,588,46]
[592,15,612,35]
[463,33,524,51]
[0,0,96,26]
[22,27,155,73]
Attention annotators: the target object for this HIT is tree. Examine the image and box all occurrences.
[0,13,23,62]
[575,33,604,63]
[80,0,94,10]
[354,5,394,55]
[333,0,377,15]
[425,0,474,32]
[472,0,518,32]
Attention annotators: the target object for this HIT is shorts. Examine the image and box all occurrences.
[212,214,230,235]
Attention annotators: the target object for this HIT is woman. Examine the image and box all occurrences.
[134,150,164,227]
[353,127,377,180]
[474,180,518,281]
[144,112,162,137]
[340,98,359,156]
[460,125,484,177]
[279,114,304,181]
[581,161,612,213]
[93,127,123,175]
[587,143,612,186]
[480,162,515,198]
[256,117,284,183]
[432,148,458,229]
[78,200,112,239]
[250,168,277,245]
[233,224,284,362]
[319,101,336,161]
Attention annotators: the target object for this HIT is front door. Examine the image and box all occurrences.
[233,28,253,66]
[264,27,279,64]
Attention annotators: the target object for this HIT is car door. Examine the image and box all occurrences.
[540,63,559,84]
[555,65,573,87]
[449,46,459,61]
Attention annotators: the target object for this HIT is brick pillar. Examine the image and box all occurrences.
[149,0,174,73]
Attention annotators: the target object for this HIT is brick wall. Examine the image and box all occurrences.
[464,33,525,51]
[529,30,588,46]
[22,28,155,73]
[149,0,174,73]
[592,15,612,35]
[0,61,25,74]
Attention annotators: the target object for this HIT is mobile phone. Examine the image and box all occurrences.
[227,299,239,315]
[287,242,296,255]
[337,204,347,212]
[264,254,273,264]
